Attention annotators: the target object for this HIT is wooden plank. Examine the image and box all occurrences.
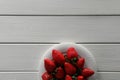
[0,72,119,80]
[0,0,120,15]
[97,72,120,80]
[0,16,120,42]
[0,44,51,71]
[0,72,39,80]
[0,44,119,71]
[83,44,120,71]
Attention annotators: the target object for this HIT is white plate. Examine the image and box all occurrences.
[39,42,97,80]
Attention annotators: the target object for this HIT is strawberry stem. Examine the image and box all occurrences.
[73,58,77,61]
[76,68,82,75]
[51,78,57,80]
[71,58,78,63]
[51,72,56,75]
[73,73,79,76]
[72,76,77,80]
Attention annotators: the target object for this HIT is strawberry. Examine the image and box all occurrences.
[77,76,84,80]
[65,75,72,80]
[52,49,65,65]
[55,67,65,79]
[42,72,53,80]
[76,58,85,68]
[64,62,76,75]
[44,58,56,73]
[82,68,94,78]
[67,47,78,59]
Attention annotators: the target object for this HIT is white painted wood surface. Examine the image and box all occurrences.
[0,72,118,80]
[0,16,120,42]
[0,72,119,80]
[0,44,119,72]
[0,72,39,80]
[0,0,120,15]
[0,1,119,78]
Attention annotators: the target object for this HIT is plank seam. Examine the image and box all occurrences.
[0,70,118,72]
[0,70,38,72]
[0,42,119,44]
[0,14,120,16]
[0,71,120,73]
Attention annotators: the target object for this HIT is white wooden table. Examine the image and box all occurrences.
[0,0,120,80]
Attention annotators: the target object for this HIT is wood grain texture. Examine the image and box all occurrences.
[0,0,120,15]
[0,44,119,72]
[83,44,120,71]
[0,72,119,80]
[0,16,120,42]
[97,72,120,80]
[0,72,39,80]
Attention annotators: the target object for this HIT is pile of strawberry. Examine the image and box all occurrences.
[42,47,94,80]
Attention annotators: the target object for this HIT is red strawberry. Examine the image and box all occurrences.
[55,67,65,79]
[42,72,53,80]
[64,62,76,75]
[82,68,94,78]
[77,76,84,80]
[67,47,78,59]
[44,58,56,73]
[65,75,72,80]
[76,58,85,68]
[52,49,65,65]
